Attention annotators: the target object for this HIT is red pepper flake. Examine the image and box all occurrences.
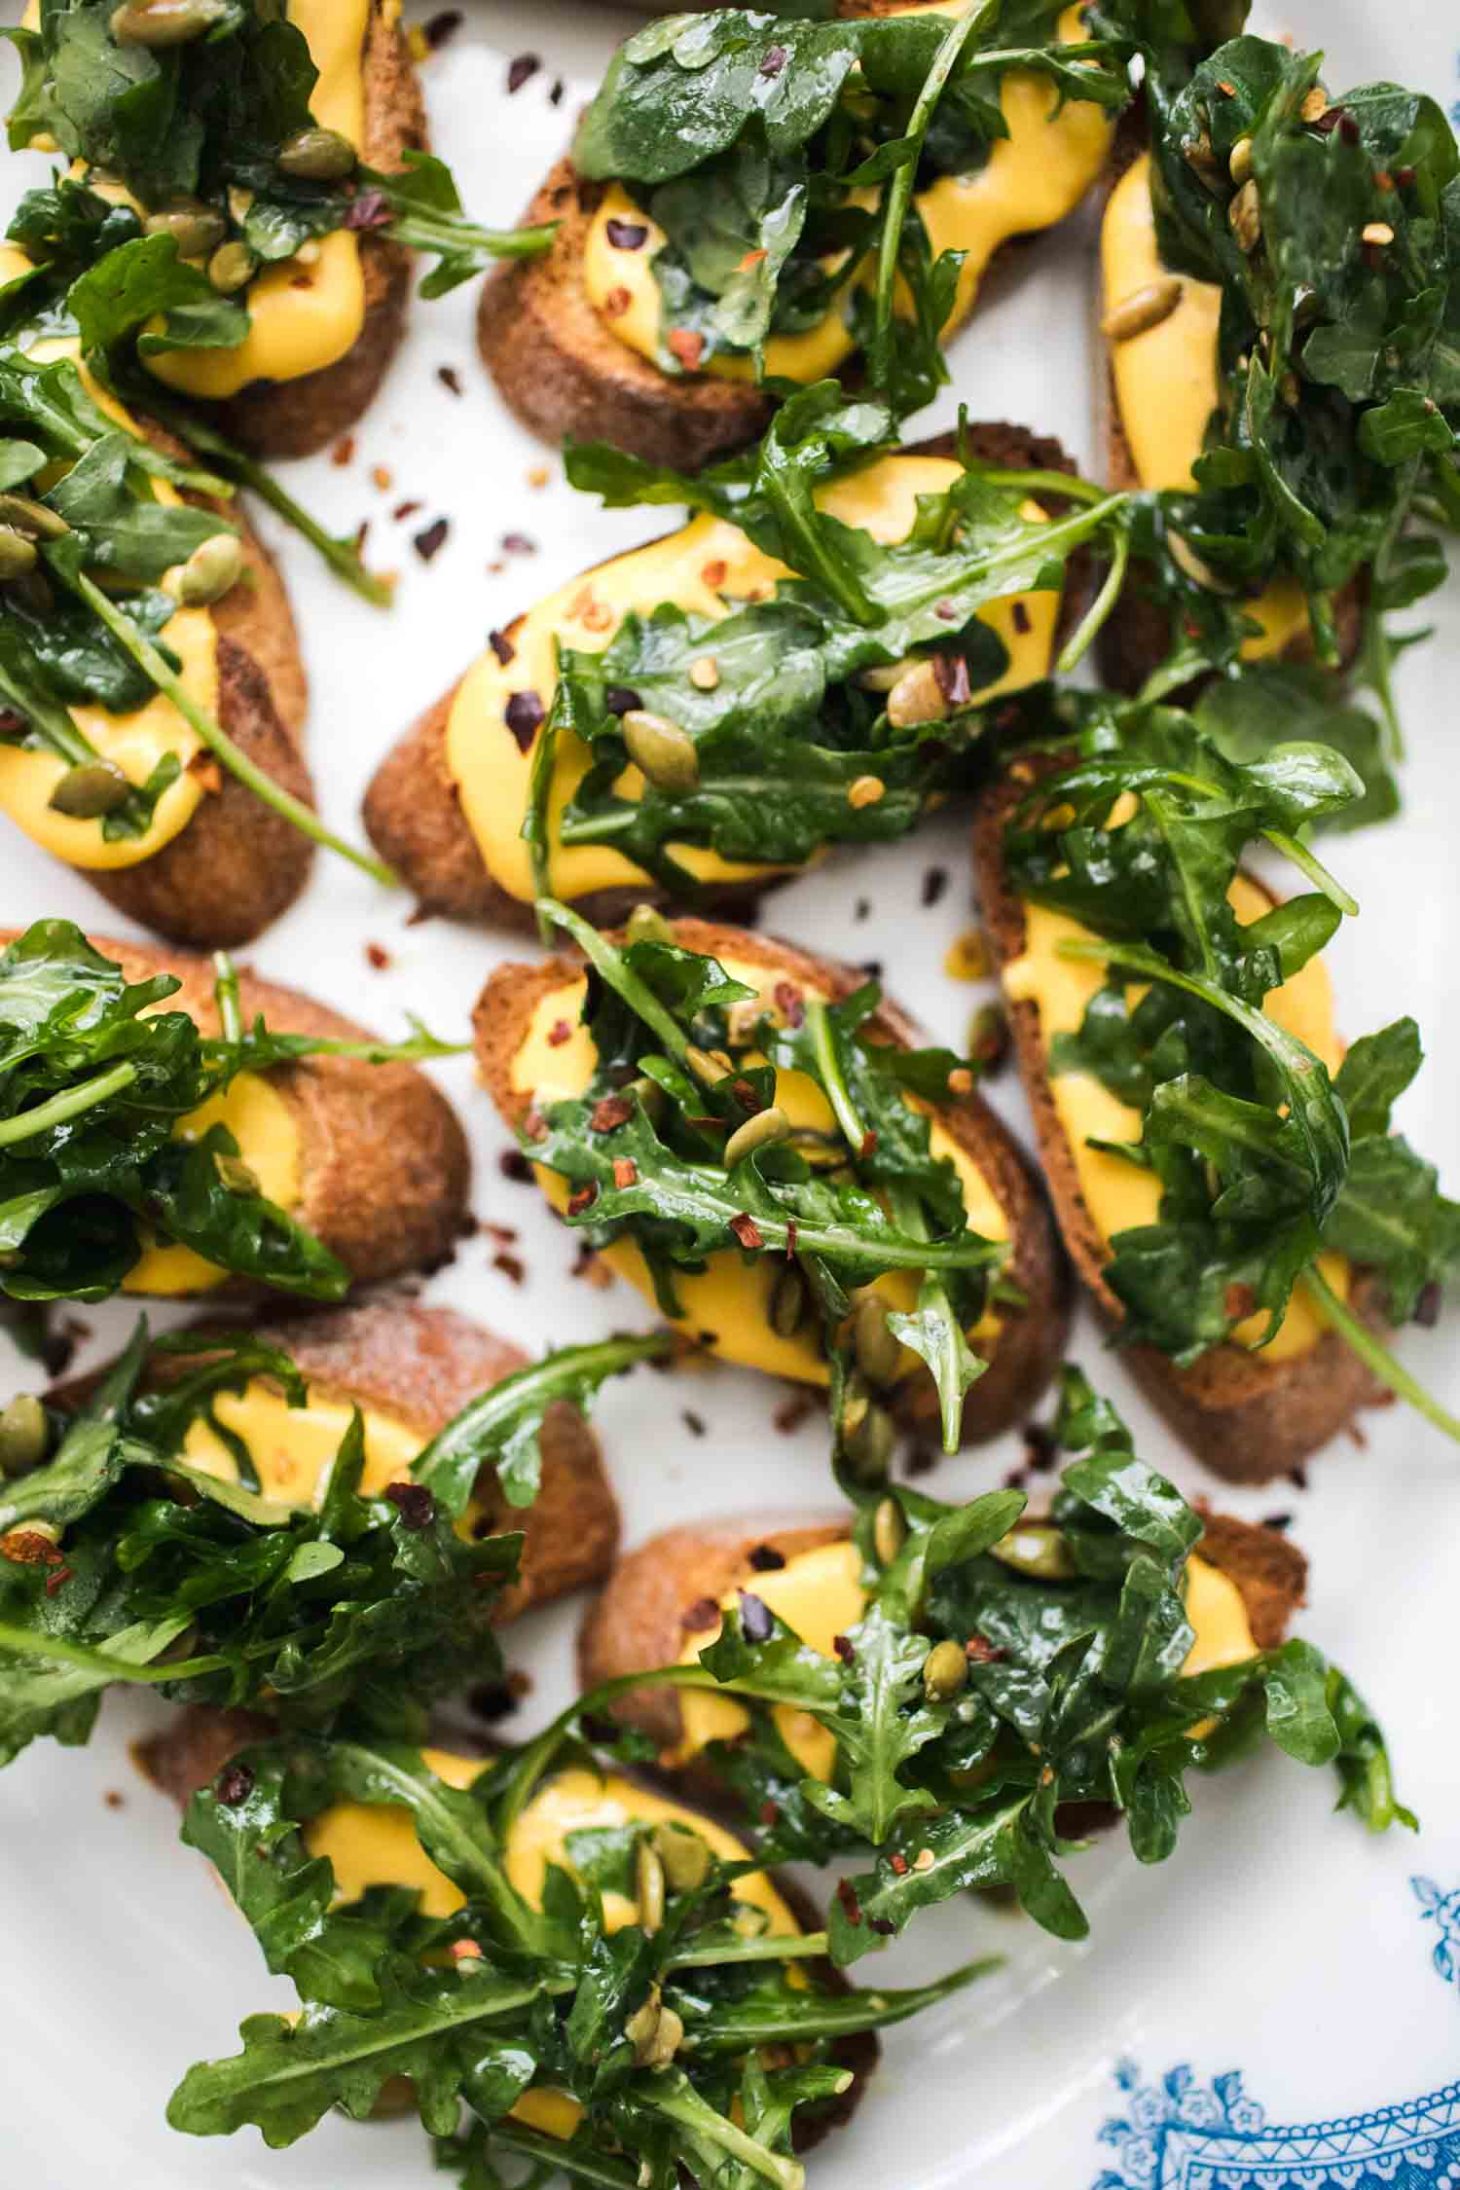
[682,1595,721,1635]
[488,628,516,666]
[772,979,805,1026]
[1215,77,1236,95]
[747,1543,785,1572]
[701,558,727,589]
[290,272,313,291]
[890,1853,909,1876]
[1224,1281,1257,1322]
[504,691,545,750]
[1338,111,1360,144]
[1394,164,1416,187]
[773,1390,816,1434]
[601,284,632,320]
[501,532,536,557]
[423,9,463,49]
[546,1018,572,1047]
[364,942,391,971]
[668,327,706,371]
[0,1528,64,1568]
[393,498,422,522]
[933,653,972,707]
[590,1094,634,1132]
[785,1219,798,1260]
[1011,600,1032,635]
[759,1799,781,1826]
[492,1249,525,1285]
[331,434,355,467]
[1374,169,1394,192]
[215,1762,254,1807]
[344,188,391,232]
[522,1108,548,1142]
[859,1130,879,1160]
[606,218,649,251]
[507,52,540,93]
[832,1633,855,1664]
[758,42,788,76]
[437,364,464,397]
[835,1878,863,1927]
[188,753,223,794]
[612,1157,638,1189]
[729,1212,764,1250]
[385,1480,437,1530]
[414,516,450,562]
[730,1078,759,1113]
[934,597,959,621]
[567,1185,598,1217]
[738,247,768,271]
[44,1564,73,1597]
[965,1634,1004,1664]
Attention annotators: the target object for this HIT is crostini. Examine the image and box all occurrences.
[972,712,1457,1477]
[55,1300,631,1624]
[481,0,1124,466]
[0,333,315,946]
[147,1716,983,2170]
[475,912,1068,1453]
[10,1,428,459]
[366,416,1108,926]
[1091,32,1457,706]
[0,921,469,1303]
[572,1367,1407,1953]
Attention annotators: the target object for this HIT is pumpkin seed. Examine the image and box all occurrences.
[48,760,130,819]
[1101,275,1183,342]
[652,1822,711,1893]
[872,1496,906,1567]
[625,902,671,946]
[0,527,38,580]
[851,1290,900,1387]
[625,1989,684,2070]
[922,1638,969,1703]
[277,126,357,182]
[769,1265,807,1338]
[635,1841,666,1935]
[886,657,949,729]
[622,708,699,792]
[989,1522,1077,1582]
[111,0,229,46]
[1228,135,1254,186]
[0,1394,49,1477]
[215,1152,262,1196]
[1228,179,1262,254]
[177,530,246,606]
[844,1395,895,1483]
[723,1105,789,1168]
[0,494,69,541]
[144,203,227,258]
[207,240,257,294]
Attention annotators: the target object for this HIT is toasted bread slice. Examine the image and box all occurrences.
[971,776,1385,1480]
[1093,108,1364,693]
[364,423,1085,928]
[480,1,1109,465]
[475,915,1070,1444]
[195,4,426,459]
[138,1705,878,2149]
[58,1300,618,1621]
[578,1504,1307,1755]
[5,930,470,1293]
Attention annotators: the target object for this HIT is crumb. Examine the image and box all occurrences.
[944,928,988,982]
[413,517,449,562]
[507,53,540,93]
[1261,1512,1294,1532]
[502,532,536,556]
[437,364,463,397]
[854,897,871,922]
[772,1391,817,1435]
[527,465,551,489]
[902,1443,937,1478]
[921,865,948,908]
[393,498,422,522]
[423,9,463,50]
[331,434,355,466]
[371,464,392,491]
[499,1149,533,1183]
[104,1789,124,1810]
[682,1409,706,1438]
[364,941,391,971]
[493,1251,526,1286]
[549,77,564,106]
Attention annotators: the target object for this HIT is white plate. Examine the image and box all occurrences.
[1,5,1458,2185]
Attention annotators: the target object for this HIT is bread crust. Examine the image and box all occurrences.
[970,773,1385,1481]
[474,914,1070,1445]
[206,5,427,458]
[0,928,471,1293]
[1093,105,1364,692]
[364,423,1086,927]
[58,1300,619,1622]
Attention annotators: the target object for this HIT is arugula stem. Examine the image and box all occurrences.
[537,899,693,1064]
[668,1931,830,1969]
[0,1622,229,1683]
[64,568,398,886]
[871,0,995,377]
[0,1060,136,1146]
[484,2124,640,2190]
[1263,828,1359,917]
[211,951,242,1045]
[1056,518,1129,675]
[803,999,867,1151]
[970,465,1111,507]
[1305,1266,1460,1445]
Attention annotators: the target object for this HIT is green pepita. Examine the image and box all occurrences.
[635,1841,666,1936]
[0,527,38,580]
[652,1822,711,1893]
[625,902,672,947]
[207,240,257,295]
[622,708,699,792]
[144,203,228,259]
[872,1496,906,1567]
[851,1290,901,1387]
[723,1105,789,1168]
[177,531,246,606]
[111,0,229,47]
[48,760,131,820]
[922,1637,969,1704]
[769,1265,807,1338]
[0,1394,49,1477]
[277,126,358,182]
[990,1523,1077,1582]
[844,1395,896,1483]
[0,494,68,542]
[215,1152,262,1196]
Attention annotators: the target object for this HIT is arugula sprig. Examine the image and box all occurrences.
[525,899,1004,1465]
[1001,696,1460,1434]
[0,1318,671,1764]
[1107,23,1460,752]
[528,384,1129,898]
[0,919,458,1303]
[574,3,1131,411]
[6,8,554,309]
[167,1723,992,2173]
[0,343,394,877]
[586,1365,1406,1965]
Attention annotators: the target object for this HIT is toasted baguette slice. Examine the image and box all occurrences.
[475,915,1070,1444]
[138,1705,877,2149]
[191,4,426,459]
[480,0,1108,466]
[1093,108,1364,694]
[59,1301,618,1622]
[579,1505,1307,1756]
[364,423,1085,929]
[6,930,470,1293]
[971,777,1384,1480]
